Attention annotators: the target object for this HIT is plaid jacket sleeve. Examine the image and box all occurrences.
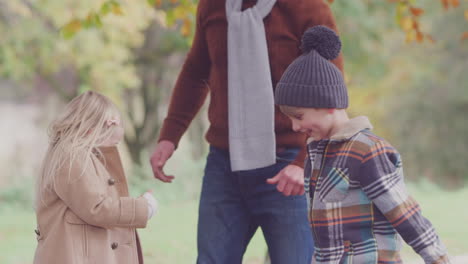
[358,141,450,264]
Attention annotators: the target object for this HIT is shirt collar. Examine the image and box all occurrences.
[306,116,373,144]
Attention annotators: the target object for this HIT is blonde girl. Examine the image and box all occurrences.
[33,90,157,264]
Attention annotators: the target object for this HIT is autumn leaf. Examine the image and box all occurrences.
[60,19,82,39]
[180,18,191,37]
[401,17,414,31]
[450,0,459,8]
[410,7,424,16]
[327,0,334,3]
[406,31,416,43]
[416,31,424,43]
[147,0,162,7]
[83,14,93,28]
[461,32,468,41]
[441,0,449,10]
[112,5,124,16]
[397,2,409,14]
[465,9,468,21]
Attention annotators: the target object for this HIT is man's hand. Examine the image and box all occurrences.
[266,164,305,196]
[150,140,176,183]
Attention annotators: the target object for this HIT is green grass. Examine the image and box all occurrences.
[0,182,467,264]
[138,201,267,264]
[0,206,37,264]
[400,182,468,261]
[0,201,267,264]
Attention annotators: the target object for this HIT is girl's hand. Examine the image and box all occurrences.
[142,191,158,219]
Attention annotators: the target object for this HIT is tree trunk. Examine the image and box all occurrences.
[123,20,186,167]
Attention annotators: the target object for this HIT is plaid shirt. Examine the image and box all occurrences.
[305,116,450,264]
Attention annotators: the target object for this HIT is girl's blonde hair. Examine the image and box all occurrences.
[35,91,121,208]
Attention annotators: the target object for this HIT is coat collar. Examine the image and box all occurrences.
[92,145,118,158]
[307,116,373,144]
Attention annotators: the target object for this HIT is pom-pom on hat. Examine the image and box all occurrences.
[275,25,348,109]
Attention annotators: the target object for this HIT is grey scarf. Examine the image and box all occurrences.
[226,0,277,171]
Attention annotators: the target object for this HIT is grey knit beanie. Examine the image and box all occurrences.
[275,25,348,108]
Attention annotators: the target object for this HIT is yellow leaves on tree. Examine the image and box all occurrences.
[441,0,460,9]
[410,7,424,17]
[164,2,197,40]
[100,1,123,16]
[440,0,467,42]
[400,17,413,31]
[65,0,464,44]
[394,1,429,44]
[181,18,191,37]
[112,5,124,16]
[461,32,468,41]
[61,19,82,39]
[60,1,123,39]
[127,0,197,39]
[382,0,466,44]
[147,0,161,7]
[463,10,468,41]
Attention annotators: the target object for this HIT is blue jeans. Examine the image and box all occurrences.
[197,146,313,264]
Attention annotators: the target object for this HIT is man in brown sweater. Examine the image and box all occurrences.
[151,0,343,263]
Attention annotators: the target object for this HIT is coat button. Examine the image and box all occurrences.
[111,242,118,250]
[34,229,40,236]
[108,178,116,185]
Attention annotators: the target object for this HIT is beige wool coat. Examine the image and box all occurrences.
[33,146,149,264]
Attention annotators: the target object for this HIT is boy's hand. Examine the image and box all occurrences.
[150,140,175,183]
[266,165,305,196]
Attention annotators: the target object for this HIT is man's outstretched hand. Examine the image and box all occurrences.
[150,140,176,183]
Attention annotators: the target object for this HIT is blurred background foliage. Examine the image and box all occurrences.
[0,0,467,263]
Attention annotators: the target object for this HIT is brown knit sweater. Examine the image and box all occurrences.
[158,0,344,167]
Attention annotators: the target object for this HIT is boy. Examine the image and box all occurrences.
[275,25,450,264]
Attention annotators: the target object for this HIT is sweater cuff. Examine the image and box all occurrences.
[158,117,188,149]
[418,243,450,264]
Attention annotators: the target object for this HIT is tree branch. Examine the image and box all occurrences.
[20,0,57,31]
